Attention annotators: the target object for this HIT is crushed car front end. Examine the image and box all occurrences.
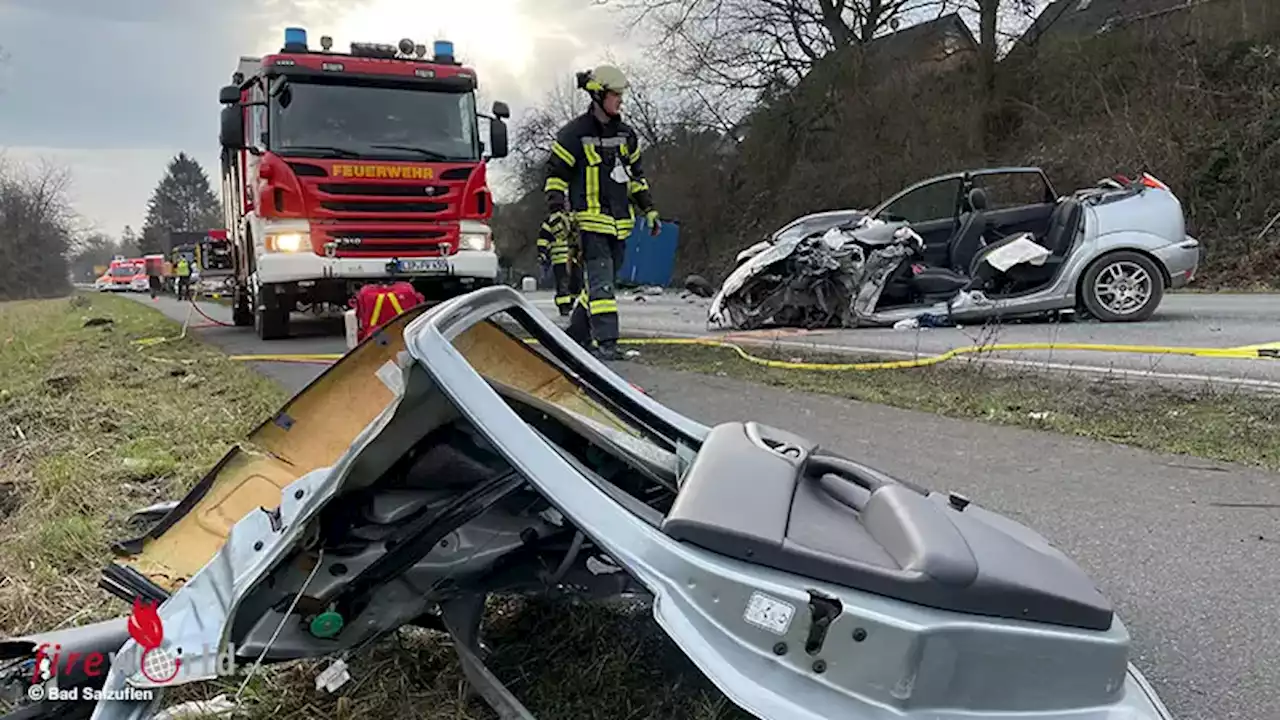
[43,286,1175,720]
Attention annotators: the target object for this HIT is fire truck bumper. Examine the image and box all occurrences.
[256,250,498,285]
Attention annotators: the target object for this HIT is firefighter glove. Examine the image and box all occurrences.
[538,244,551,268]
[645,210,662,237]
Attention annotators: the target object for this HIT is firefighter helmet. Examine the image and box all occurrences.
[577,65,629,116]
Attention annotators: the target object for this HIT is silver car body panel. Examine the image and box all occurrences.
[91,287,1173,719]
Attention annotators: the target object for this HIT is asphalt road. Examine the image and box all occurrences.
[130,292,1280,720]
[614,289,1280,391]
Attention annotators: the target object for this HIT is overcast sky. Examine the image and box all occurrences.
[0,0,632,237]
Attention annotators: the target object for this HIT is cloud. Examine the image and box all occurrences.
[3,146,220,236]
[0,0,631,234]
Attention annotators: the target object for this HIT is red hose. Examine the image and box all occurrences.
[189,299,236,327]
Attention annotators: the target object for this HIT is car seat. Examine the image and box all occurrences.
[966,197,1084,289]
[906,187,991,299]
[947,187,989,273]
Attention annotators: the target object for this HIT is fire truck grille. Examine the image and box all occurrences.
[318,183,449,197]
[334,242,450,256]
[327,229,451,258]
[321,200,449,214]
[330,229,447,239]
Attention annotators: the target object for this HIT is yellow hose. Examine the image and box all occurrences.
[225,336,1276,372]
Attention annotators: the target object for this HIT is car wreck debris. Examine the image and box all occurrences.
[0,286,1173,720]
[709,168,1199,330]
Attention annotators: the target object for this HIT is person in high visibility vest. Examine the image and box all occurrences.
[537,215,582,316]
[175,258,192,301]
[542,64,662,361]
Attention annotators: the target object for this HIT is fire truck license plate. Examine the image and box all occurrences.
[398,258,448,274]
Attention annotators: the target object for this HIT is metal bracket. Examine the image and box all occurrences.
[440,595,537,720]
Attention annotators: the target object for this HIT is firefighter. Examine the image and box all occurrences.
[175,257,192,301]
[543,64,661,360]
[537,213,581,316]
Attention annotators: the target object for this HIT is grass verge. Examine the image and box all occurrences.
[0,294,747,720]
[633,343,1280,471]
[0,294,285,633]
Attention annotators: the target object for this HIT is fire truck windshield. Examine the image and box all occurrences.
[109,266,137,277]
[270,81,480,162]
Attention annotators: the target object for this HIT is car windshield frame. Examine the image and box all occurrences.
[267,77,481,162]
[869,167,1058,223]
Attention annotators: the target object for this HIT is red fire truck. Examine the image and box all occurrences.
[217,28,510,340]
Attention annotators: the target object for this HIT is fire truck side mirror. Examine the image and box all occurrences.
[219,85,241,105]
[219,106,246,149]
[491,101,511,119]
[488,117,509,160]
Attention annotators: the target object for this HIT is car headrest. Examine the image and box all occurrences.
[967,187,989,212]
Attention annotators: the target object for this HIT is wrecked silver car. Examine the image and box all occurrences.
[710,167,1201,329]
[2,286,1172,719]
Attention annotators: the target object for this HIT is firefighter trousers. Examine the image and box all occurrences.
[551,259,582,313]
[566,231,625,347]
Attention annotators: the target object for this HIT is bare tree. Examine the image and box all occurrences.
[613,0,966,96]
[0,155,76,299]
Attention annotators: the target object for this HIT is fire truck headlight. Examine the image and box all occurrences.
[267,232,308,253]
[458,232,490,251]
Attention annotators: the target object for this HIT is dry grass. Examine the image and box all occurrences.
[0,294,284,634]
[633,343,1280,472]
[177,598,751,720]
[0,294,749,719]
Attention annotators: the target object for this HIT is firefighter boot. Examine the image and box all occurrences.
[592,340,625,362]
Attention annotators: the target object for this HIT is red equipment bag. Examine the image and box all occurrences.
[351,282,425,343]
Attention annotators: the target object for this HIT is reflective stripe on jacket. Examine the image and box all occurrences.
[543,111,655,239]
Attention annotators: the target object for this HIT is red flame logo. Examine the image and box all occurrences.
[127,597,182,683]
[127,598,164,650]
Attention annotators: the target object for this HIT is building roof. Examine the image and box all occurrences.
[1016,0,1202,49]
[864,12,979,68]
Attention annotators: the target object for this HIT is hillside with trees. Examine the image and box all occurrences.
[494,0,1280,290]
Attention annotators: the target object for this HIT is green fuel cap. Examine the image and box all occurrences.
[310,611,344,638]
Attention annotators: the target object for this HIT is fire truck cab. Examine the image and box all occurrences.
[218,28,510,340]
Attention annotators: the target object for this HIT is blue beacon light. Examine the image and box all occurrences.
[433,40,454,58]
[284,27,308,49]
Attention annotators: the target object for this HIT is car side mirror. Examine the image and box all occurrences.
[491,101,511,120]
[219,105,245,149]
[219,85,241,105]
[489,118,509,159]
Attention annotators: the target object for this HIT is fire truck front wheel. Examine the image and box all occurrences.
[254,284,291,341]
[232,286,254,327]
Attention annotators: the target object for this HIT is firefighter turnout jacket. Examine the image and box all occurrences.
[544,111,655,237]
[537,219,572,266]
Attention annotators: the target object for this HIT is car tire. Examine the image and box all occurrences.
[254,285,290,340]
[1080,251,1164,323]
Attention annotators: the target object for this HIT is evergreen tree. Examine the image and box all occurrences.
[140,153,223,253]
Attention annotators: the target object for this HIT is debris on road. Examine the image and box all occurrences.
[683,275,714,298]
[153,695,236,719]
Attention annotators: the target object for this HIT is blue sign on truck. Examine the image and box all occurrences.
[619,216,680,287]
